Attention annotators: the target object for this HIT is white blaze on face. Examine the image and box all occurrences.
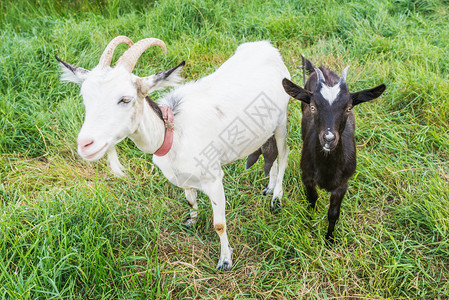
[320,84,341,105]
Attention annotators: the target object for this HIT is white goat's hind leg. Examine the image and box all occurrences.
[262,160,278,196]
[271,122,289,212]
[203,179,233,271]
[184,188,198,228]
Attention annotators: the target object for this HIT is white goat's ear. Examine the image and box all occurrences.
[55,55,89,84]
[137,61,185,95]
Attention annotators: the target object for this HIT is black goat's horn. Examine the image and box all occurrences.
[314,67,325,84]
[339,66,350,86]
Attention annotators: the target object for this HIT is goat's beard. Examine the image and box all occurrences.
[107,146,126,177]
[321,146,331,156]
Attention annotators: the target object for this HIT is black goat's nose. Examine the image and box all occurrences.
[324,131,335,142]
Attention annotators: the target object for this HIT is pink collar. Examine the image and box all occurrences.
[153,105,174,157]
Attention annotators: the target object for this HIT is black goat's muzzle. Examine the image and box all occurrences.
[320,130,338,152]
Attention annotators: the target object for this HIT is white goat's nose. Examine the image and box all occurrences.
[78,138,95,151]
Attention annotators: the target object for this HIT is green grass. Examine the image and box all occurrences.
[1,0,449,298]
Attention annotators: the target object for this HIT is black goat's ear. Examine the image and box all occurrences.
[282,78,312,104]
[301,55,315,74]
[351,84,386,106]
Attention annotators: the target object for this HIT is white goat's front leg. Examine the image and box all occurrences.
[184,188,198,228]
[203,178,233,270]
[263,160,278,196]
[271,121,289,213]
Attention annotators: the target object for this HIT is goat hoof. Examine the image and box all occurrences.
[262,188,272,196]
[270,198,281,214]
[325,234,335,247]
[216,257,232,271]
[183,218,196,228]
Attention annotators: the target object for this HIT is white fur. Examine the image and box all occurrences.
[107,147,125,177]
[59,40,290,271]
[59,64,182,164]
[320,84,341,105]
[140,66,184,94]
[59,64,88,84]
[154,41,291,269]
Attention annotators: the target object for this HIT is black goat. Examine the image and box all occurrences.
[282,58,386,242]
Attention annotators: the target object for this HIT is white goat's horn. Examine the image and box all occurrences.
[314,67,325,84]
[116,38,167,73]
[98,36,134,68]
[339,66,350,85]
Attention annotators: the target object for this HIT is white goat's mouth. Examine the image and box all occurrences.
[82,143,109,161]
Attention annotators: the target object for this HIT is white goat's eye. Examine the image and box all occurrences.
[346,106,352,112]
[118,97,132,104]
[310,105,316,111]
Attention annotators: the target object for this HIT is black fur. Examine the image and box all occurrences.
[154,61,185,81]
[55,55,88,76]
[246,149,261,170]
[145,96,164,121]
[283,58,386,243]
[55,55,77,72]
[246,135,278,176]
[303,56,315,74]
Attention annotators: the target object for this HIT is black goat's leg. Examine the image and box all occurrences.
[246,148,261,170]
[325,183,348,243]
[303,178,318,210]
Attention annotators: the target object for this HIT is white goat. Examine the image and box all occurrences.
[57,36,291,270]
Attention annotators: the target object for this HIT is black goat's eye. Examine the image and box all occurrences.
[346,106,352,112]
[118,97,132,104]
[310,105,316,111]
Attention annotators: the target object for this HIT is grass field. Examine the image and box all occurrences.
[1,0,449,298]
